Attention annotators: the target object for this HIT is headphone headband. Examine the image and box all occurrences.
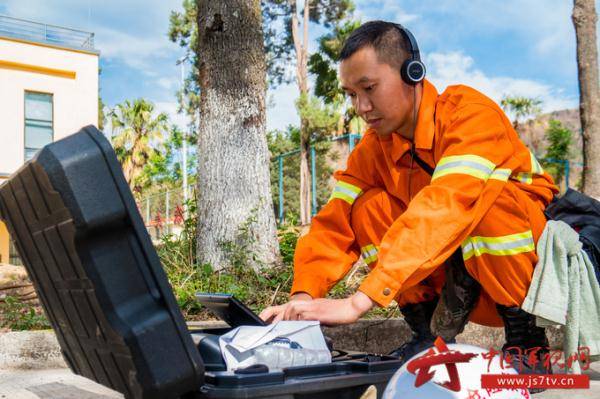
[391,23,425,85]
[392,23,421,62]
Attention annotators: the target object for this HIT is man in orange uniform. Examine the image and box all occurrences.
[260,21,558,370]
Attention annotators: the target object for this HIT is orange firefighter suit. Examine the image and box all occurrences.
[290,79,558,327]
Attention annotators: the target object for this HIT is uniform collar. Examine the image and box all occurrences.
[383,79,438,164]
[413,78,438,150]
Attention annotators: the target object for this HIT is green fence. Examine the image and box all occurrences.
[271,135,583,223]
[135,142,582,230]
[272,133,361,222]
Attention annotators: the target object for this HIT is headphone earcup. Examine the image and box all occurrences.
[400,59,426,85]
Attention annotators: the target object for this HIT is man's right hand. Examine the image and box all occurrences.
[259,292,313,323]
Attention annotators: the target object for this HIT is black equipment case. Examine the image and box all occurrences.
[0,126,403,399]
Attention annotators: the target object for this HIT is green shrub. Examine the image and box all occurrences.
[159,250,294,319]
[277,224,301,266]
[0,296,50,330]
[157,207,295,318]
[542,119,573,186]
[157,206,398,320]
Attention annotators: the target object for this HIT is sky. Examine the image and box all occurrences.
[0,0,593,133]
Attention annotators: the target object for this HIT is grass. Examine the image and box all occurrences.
[0,295,50,331]
[4,208,399,331]
[158,214,400,320]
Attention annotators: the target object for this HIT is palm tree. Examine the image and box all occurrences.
[500,96,542,130]
[110,99,169,194]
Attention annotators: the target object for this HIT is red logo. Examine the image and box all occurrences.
[406,337,477,392]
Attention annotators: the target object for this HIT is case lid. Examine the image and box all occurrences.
[0,126,204,398]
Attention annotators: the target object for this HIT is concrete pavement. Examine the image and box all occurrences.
[1,365,599,398]
[1,325,598,398]
[0,369,122,398]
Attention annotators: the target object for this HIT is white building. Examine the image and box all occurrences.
[0,14,99,264]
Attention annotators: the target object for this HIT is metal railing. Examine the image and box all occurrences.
[544,158,584,191]
[138,185,195,241]
[272,133,362,222]
[0,14,95,50]
[136,143,583,234]
[270,135,583,223]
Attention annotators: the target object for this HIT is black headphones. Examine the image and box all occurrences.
[392,23,426,85]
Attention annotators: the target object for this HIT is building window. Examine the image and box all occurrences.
[24,91,53,161]
[9,239,22,266]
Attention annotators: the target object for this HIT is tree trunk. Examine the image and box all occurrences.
[292,0,312,225]
[195,0,280,270]
[573,0,600,198]
[299,126,311,224]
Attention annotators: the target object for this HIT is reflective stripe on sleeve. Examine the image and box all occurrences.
[329,180,363,205]
[431,154,496,182]
[514,172,533,185]
[511,151,544,185]
[489,168,512,182]
[361,244,378,265]
[461,230,535,261]
[530,151,544,175]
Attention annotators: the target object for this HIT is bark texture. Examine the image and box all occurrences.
[196,0,279,270]
[573,0,600,198]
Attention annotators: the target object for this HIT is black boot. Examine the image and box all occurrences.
[431,248,481,341]
[389,299,444,365]
[496,305,552,392]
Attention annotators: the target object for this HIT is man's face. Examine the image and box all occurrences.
[340,46,415,138]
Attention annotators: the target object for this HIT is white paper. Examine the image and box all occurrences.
[218,321,331,370]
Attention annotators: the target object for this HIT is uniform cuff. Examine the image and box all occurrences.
[358,268,401,308]
[290,274,329,299]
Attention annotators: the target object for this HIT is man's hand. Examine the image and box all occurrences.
[259,291,375,326]
[259,292,313,323]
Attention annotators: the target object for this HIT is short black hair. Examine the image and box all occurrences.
[339,21,411,71]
